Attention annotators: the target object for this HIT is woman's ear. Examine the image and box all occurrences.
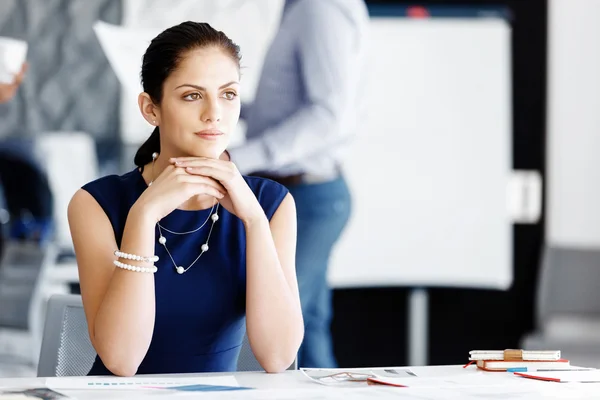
[138,92,160,126]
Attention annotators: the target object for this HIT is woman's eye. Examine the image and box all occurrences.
[223,91,238,100]
[183,93,201,101]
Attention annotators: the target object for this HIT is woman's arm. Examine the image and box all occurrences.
[68,190,157,377]
[244,193,304,372]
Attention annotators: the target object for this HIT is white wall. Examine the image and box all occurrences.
[547,0,600,248]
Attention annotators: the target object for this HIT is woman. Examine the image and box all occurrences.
[68,21,303,377]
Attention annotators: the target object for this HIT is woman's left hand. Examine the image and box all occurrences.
[170,157,265,224]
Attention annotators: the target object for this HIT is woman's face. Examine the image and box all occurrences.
[155,47,240,159]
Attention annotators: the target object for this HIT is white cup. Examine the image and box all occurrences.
[0,37,28,84]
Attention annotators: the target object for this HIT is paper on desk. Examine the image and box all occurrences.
[149,383,251,392]
[367,372,518,388]
[149,385,587,400]
[125,384,600,400]
[0,387,70,399]
[515,369,600,383]
[300,367,416,387]
[148,386,409,399]
[45,375,238,390]
[0,37,27,84]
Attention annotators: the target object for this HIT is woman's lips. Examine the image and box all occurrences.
[195,129,223,140]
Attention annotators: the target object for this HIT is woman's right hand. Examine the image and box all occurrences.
[134,165,226,222]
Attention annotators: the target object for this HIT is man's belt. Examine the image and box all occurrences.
[250,170,340,186]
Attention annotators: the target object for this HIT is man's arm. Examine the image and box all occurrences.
[239,101,253,121]
[228,1,365,174]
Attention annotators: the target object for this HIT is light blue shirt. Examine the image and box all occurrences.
[229,0,369,177]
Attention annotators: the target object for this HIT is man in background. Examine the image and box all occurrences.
[228,0,369,368]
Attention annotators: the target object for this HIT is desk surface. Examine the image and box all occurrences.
[0,365,598,399]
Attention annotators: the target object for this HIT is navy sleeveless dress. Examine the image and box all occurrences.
[81,168,288,375]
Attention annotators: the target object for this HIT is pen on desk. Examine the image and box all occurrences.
[507,368,595,373]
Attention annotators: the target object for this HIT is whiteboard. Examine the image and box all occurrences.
[547,0,600,248]
[328,19,513,290]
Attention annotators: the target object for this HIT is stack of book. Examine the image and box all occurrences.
[468,349,569,372]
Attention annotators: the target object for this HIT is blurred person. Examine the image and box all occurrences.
[68,21,303,376]
[0,62,51,257]
[0,62,26,104]
[227,0,369,368]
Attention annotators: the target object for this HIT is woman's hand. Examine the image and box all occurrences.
[135,164,226,222]
[170,157,265,225]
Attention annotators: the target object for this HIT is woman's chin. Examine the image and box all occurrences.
[189,146,226,159]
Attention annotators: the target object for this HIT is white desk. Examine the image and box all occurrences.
[0,366,599,399]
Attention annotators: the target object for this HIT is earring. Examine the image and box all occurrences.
[152,120,157,125]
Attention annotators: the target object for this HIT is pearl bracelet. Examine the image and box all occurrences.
[114,250,158,263]
[113,260,157,273]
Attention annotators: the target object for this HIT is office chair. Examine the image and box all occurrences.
[521,245,600,367]
[0,241,55,368]
[37,294,95,377]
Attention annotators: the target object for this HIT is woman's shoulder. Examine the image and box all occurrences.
[80,168,142,210]
[83,169,140,192]
[243,175,290,220]
[74,169,141,243]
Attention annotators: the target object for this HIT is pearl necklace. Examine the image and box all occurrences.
[149,152,220,275]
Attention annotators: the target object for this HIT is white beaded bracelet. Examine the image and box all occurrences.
[114,250,158,263]
[113,260,158,273]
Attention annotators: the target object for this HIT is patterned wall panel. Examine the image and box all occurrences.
[0,0,122,140]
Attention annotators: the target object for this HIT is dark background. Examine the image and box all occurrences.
[332,0,547,367]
